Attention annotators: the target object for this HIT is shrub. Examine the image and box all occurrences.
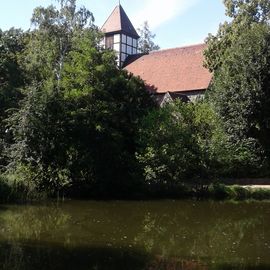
[136,100,230,191]
[208,183,234,200]
[0,172,45,203]
[231,185,251,200]
[251,188,270,200]
[0,175,12,202]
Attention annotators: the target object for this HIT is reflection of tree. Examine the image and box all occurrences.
[0,205,72,270]
[0,201,270,269]
[148,257,208,270]
[133,201,270,267]
[0,205,71,242]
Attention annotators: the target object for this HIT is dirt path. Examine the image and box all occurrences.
[242,185,270,189]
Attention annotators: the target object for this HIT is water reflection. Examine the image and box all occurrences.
[0,200,270,269]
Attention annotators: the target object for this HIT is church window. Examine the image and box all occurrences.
[114,34,120,43]
[114,43,120,52]
[105,36,114,49]
[121,44,126,53]
[121,53,127,62]
[122,34,127,43]
[127,46,132,54]
[127,36,132,46]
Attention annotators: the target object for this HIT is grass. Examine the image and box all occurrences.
[1,173,270,202]
[207,183,270,201]
[0,174,13,202]
[0,173,46,203]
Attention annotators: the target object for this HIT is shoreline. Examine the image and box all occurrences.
[2,183,270,204]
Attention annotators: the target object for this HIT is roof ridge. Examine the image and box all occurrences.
[149,43,206,55]
[119,5,123,30]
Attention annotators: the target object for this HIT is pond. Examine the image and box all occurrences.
[0,200,270,270]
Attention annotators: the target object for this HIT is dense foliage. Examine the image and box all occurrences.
[1,0,154,199]
[0,28,25,168]
[136,101,232,195]
[204,0,270,176]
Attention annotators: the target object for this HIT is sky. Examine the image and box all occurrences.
[0,0,228,49]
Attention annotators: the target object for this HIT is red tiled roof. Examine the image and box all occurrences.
[101,5,140,39]
[124,44,212,93]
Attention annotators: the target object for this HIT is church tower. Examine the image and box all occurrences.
[101,5,140,67]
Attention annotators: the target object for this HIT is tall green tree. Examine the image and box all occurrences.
[8,0,155,197]
[22,0,97,89]
[60,29,155,196]
[0,28,25,169]
[7,0,99,193]
[137,21,160,54]
[224,0,270,22]
[205,0,270,72]
[204,0,270,174]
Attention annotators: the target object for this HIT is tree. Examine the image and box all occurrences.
[205,0,270,72]
[6,0,98,194]
[0,28,25,120]
[60,29,155,196]
[21,0,97,89]
[0,28,25,169]
[136,101,230,193]
[7,0,155,197]
[137,21,160,53]
[204,0,270,174]
[7,85,71,194]
[224,0,270,22]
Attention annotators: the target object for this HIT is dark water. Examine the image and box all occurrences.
[0,200,270,270]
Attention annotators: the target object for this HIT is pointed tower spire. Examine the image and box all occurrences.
[101,5,140,67]
[102,5,139,39]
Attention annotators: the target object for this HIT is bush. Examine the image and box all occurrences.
[136,100,230,192]
[207,184,270,201]
[0,175,12,202]
[208,183,234,200]
[0,172,45,203]
[231,185,251,200]
[251,188,270,200]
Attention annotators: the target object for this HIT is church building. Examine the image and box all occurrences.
[101,4,212,104]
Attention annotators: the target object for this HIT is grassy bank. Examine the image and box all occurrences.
[1,174,270,203]
[205,183,270,201]
[0,174,46,203]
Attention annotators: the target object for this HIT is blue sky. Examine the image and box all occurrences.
[0,0,228,49]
